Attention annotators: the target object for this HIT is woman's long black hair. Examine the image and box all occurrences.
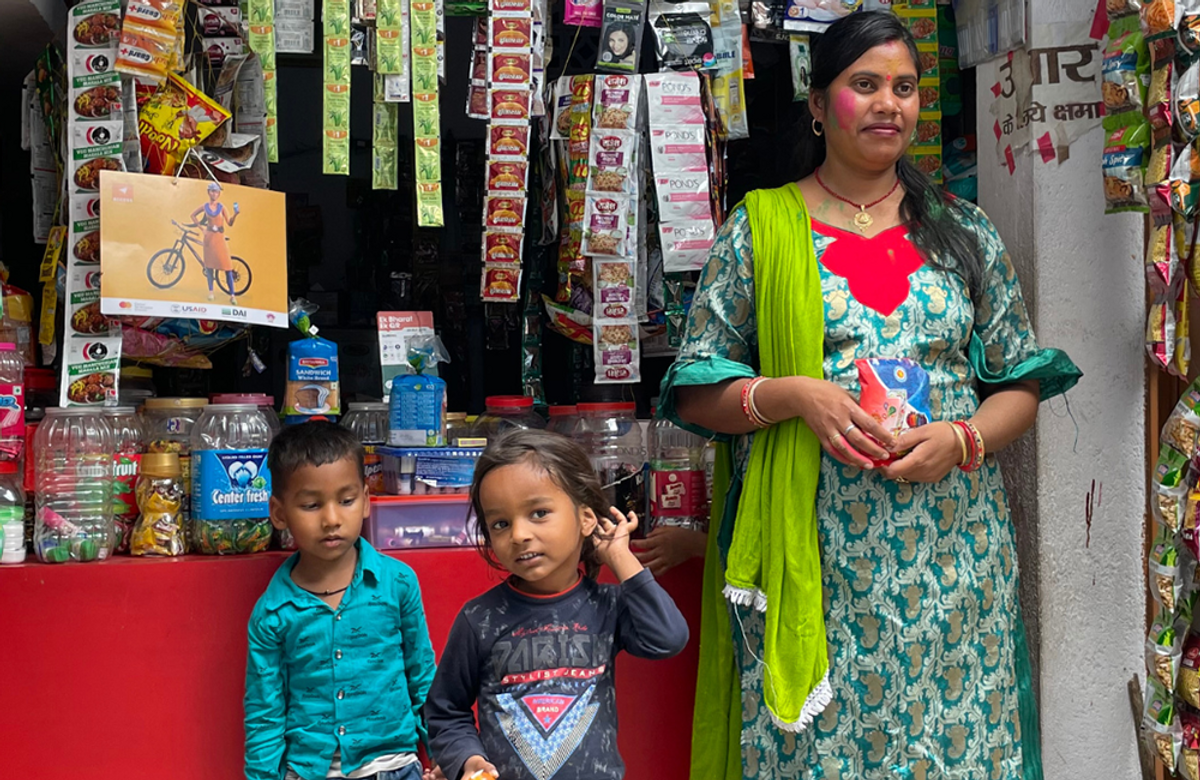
[799,12,985,300]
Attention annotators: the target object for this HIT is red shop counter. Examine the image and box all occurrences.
[0,546,702,780]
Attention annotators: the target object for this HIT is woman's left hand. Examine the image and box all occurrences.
[879,422,962,484]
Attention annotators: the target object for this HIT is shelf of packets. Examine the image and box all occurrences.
[1147,376,1200,778]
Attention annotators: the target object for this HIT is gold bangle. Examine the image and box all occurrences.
[748,377,776,426]
[949,421,968,467]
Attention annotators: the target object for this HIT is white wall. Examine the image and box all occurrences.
[976,0,1147,775]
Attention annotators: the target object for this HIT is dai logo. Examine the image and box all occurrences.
[222,307,248,317]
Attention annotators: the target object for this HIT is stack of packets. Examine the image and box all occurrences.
[646,71,716,273]
[411,0,444,225]
[893,1,941,180]
[323,0,352,175]
[1144,377,1200,779]
[586,74,644,384]
[375,0,411,101]
[65,0,126,406]
[115,0,185,85]
[478,0,549,301]
[1101,2,1200,377]
[245,0,280,161]
[550,75,595,311]
[274,0,315,54]
[195,0,248,70]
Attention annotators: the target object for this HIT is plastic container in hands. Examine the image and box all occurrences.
[473,396,546,444]
[0,461,26,563]
[647,413,708,533]
[190,403,274,555]
[343,402,389,494]
[576,402,646,536]
[34,408,114,563]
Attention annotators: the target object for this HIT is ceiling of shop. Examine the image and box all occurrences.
[0,0,62,83]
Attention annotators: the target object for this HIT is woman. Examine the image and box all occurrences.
[601,23,637,68]
[190,181,240,305]
[659,12,1080,780]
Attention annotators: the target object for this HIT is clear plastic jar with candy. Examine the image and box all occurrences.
[190,403,274,554]
[142,397,207,530]
[343,402,389,494]
[211,393,280,435]
[131,453,185,557]
[34,408,114,563]
[103,406,145,554]
[473,396,545,444]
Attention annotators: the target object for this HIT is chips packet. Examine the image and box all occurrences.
[1147,606,1186,691]
[1103,120,1151,214]
[855,358,931,466]
[1102,18,1151,131]
[138,73,231,174]
[1183,708,1200,780]
[1145,676,1183,773]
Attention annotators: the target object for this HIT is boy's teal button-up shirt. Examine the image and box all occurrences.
[244,539,436,780]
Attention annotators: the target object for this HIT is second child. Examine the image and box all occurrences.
[426,429,690,780]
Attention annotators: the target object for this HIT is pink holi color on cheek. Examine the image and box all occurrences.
[832,89,857,130]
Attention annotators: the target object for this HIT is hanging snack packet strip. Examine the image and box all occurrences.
[1102,17,1151,131]
[554,76,596,306]
[372,77,399,189]
[1104,120,1151,214]
[1144,676,1183,774]
[246,0,279,161]
[412,0,443,226]
[322,0,352,175]
[116,0,185,84]
[480,0,536,301]
[896,2,942,182]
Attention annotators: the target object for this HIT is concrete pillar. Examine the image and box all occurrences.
[975,0,1146,775]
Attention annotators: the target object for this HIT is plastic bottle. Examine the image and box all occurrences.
[343,402,389,494]
[577,402,646,536]
[190,403,274,554]
[104,406,145,554]
[648,412,708,533]
[0,461,26,563]
[34,408,114,563]
[0,343,26,464]
[474,396,546,443]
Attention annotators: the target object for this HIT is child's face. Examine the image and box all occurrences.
[479,459,597,595]
[269,456,368,563]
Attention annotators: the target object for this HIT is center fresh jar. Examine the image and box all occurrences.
[190,403,274,554]
[211,393,280,434]
[473,396,545,443]
[142,398,207,532]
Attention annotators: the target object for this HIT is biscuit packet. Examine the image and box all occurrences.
[1147,605,1186,691]
[1104,121,1151,214]
[1183,708,1200,780]
[1102,18,1150,131]
[1145,676,1183,773]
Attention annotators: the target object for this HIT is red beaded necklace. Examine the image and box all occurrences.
[814,167,901,234]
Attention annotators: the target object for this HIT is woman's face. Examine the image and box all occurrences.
[609,30,630,57]
[812,41,920,172]
[208,188,220,201]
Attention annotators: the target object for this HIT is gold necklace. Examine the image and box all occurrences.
[814,168,902,234]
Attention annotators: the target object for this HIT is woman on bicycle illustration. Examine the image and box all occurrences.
[190,182,241,305]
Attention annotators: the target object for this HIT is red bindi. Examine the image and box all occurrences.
[886,75,892,82]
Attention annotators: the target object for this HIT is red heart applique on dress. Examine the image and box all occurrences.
[817,224,925,317]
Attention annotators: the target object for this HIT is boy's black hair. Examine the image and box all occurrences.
[267,421,364,496]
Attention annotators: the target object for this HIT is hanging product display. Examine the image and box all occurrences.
[373,77,400,189]
[64,0,125,407]
[412,0,444,225]
[245,0,279,163]
[323,0,352,175]
[895,1,941,181]
[115,0,184,85]
[597,0,646,73]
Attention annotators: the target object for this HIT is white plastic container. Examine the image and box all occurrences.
[190,403,274,555]
[34,408,114,563]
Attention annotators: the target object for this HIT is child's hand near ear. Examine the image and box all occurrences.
[593,508,644,582]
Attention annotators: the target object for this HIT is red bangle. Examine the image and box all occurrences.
[954,421,986,472]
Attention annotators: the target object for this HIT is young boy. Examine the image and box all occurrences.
[244,421,436,780]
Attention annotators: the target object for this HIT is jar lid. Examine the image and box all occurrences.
[349,402,389,411]
[486,395,534,409]
[548,405,577,416]
[25,368,55,390]
[102,406,138,415]
[45,407,102,416]
[446,412,468,421]
[123,366,153,379]
[144,397,208,410]
[577,402,636,413]
[206,403,259,411]
[210,393,273,406]
[0,343,16,351]
[141,452,181,477]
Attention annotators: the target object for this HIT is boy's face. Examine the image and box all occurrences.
[270,456,369,563]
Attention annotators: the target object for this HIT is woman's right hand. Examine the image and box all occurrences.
[771,376,894,469]
[462,755,499,780]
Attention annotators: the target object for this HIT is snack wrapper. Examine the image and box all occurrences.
[1102,18,1150,130]
[855,358,931,464]
[138,73,231,174]
[1145,676,1183,774]
[1104,120,1151,214]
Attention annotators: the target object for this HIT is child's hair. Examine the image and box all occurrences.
[470,428,609,579]
[267,420,365,497]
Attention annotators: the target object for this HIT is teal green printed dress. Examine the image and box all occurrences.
[660,202,1080,780]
